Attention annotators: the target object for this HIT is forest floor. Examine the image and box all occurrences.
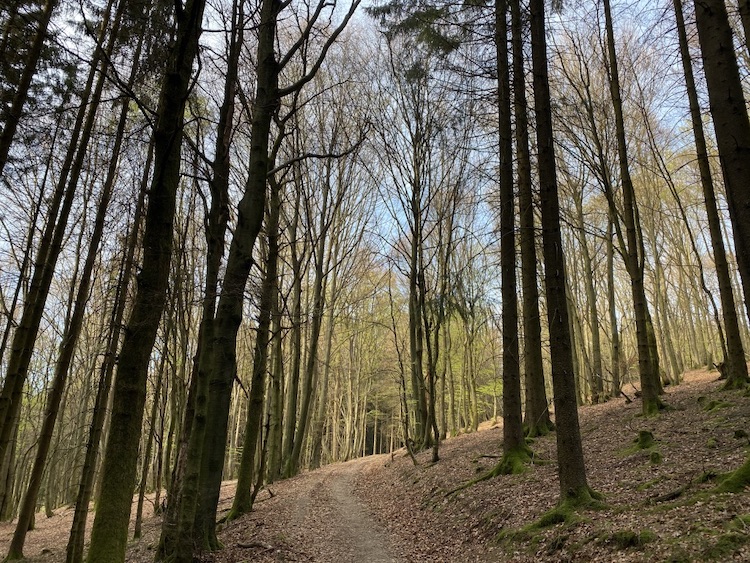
[3,367,750,562]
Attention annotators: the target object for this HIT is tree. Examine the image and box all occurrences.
[86,0,207,557]
[495,0,529,474]
[694,0,750,335]
[529,0,596,503]
[601,0,663,414]
[168,2,361,558]
[511,0,552,436]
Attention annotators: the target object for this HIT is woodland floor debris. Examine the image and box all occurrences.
[2,367,750,562]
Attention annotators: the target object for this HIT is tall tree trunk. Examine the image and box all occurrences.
[530,0,594,502]
[512,0,551,436]
[282,187,304,467]
[134,341,168,539]
[496,0,527,472]
[0,0,122,475]
[187,0,287,552]
[265,287,284,482]
[602,0,663,414]
[156,0,238,555]
[86,0,207,557]
[227,173,281,520]
[65,145,149,563]
[680,0,748,388]
[573,191,604,402]
[5,42,135,554]
[287,186,331,475]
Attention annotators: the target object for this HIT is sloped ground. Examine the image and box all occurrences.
[3,368,750,562]
[356,368,750,562]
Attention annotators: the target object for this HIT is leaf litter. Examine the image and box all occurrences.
[2,368,750,562]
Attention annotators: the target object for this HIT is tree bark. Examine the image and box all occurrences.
[602,0,663,414]
[530,0,592,500]
[511,0,551,435]
[86,0,207,557]
[691,0,750,387]
[496,0,526,468]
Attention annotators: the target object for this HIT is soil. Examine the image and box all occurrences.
[3,367,750,562]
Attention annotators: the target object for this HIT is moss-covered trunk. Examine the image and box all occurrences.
[86,0,206,558]
[228,174,281,520]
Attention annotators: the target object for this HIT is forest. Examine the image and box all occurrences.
[1,0,750,561]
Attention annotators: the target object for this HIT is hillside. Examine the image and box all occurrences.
[3,368,750,562]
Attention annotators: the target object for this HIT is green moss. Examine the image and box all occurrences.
[530,487,605,530]
[697,470,719,484]
[665,549,691,563]
[716,456,750,493]
[525,419,554,438]
[538,507,570,527]
[494,446,532,475]
[706,437,718,449]
[703,399,732,412]
[729,514,750,531]
[635,430,656,449]
[637,477,662,491]
[701,533,748,559]
[609,529,657,549]
[649,450,663,464]
[734,429,748,440]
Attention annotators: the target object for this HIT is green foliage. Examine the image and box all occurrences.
[366,1,465,54]
[649,450,662,464]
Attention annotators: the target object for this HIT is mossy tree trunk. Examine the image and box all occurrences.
[4,20,137,553]
[86,0,207,558]
[65,145,149,563]
[511,0,551,434]
[155,0,238,557]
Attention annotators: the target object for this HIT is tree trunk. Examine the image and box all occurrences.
[227,173,281,520]
[5,41,134,553]
[530,0,593,501]
[65,145,149,563]
[512,0,550,435]
[683,0,748,388]
[497,0,526,471]
[0,0,122,476]
[86,0,207,557]
[602,0,663,415]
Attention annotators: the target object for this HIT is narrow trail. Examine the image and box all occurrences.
[280,456,400,562]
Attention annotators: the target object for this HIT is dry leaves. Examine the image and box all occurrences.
[3,368,750,562]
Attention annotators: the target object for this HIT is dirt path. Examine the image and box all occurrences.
[284,457,399,562]
[208,454,401,563]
